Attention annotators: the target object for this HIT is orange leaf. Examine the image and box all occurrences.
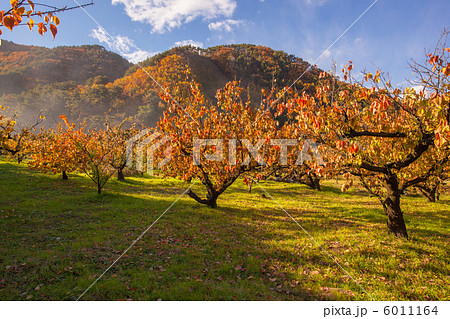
[429,55,439,64]
[442,65,450,77]
[50,24,57,39]
[2,15,15,31]
[38,22,46,35]
[28,0,35,11]
[16,7,25,15]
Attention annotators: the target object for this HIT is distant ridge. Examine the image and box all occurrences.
[0,40,132,95]
[0,42,324,128]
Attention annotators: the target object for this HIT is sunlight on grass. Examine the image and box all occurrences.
[0,158,448,301]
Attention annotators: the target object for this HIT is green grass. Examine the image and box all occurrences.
[0,158,448,301]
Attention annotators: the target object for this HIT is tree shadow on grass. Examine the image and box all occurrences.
[1,162,448,301]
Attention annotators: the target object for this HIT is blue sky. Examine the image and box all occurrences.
[1,0,449,87]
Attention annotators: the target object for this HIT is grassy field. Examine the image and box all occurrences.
[0,158,448,301]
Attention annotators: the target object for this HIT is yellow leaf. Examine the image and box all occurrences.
[53,16,60,26]
[27,18,34,30]
[417,108,425,117]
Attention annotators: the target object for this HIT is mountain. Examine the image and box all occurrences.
[133,44,319,104]
[0,43,323,128]
[0,40,132,96]
[109,44,321,127]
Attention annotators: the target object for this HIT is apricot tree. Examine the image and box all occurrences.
[277,34,449,238]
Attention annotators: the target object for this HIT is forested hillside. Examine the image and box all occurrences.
[0,42,321,128]
[0,40,131,95]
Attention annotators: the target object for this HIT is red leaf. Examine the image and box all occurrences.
[50,24,57,39]
[3,15,15,31]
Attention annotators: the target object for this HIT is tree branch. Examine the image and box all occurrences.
[359,161,389,174]
[344,129,407,138]
[387,132,434,170]
[400,152,450,191]
[186,189,209,205]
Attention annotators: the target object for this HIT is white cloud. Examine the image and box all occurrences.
[304,0,328,6]
[173,40,204,48]
[90,27,155,64]
[208,19,244,32]
[112,0,236,33]
[124,49,156,64]
[411,85,429,94]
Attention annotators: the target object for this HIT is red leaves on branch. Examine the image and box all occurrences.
[0,1,60,39]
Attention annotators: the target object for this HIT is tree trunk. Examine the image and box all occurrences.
[117,168,125,181]
[247,179,253,193]
[186,173,239,208]
[207,196,218,208]
[417,184,438,202]
[97,175,102,194]
[187,188,218,208]
[383,175,408,238]
[62,171,68,180]
[306,173,321,191]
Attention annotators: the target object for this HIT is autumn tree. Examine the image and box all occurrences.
[59,115,122,194]
[0,106,17,154]
[104,120,139,181]
[156,78,284,208]
[277,33,450,238]
[0,105,42,162]
[108,54,193,127]
[28,121,86,180]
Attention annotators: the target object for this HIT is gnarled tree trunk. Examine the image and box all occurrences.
[383,175,408,238]
[186,173,239,208]
[187,188,218,208]
[305,173,321,191]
